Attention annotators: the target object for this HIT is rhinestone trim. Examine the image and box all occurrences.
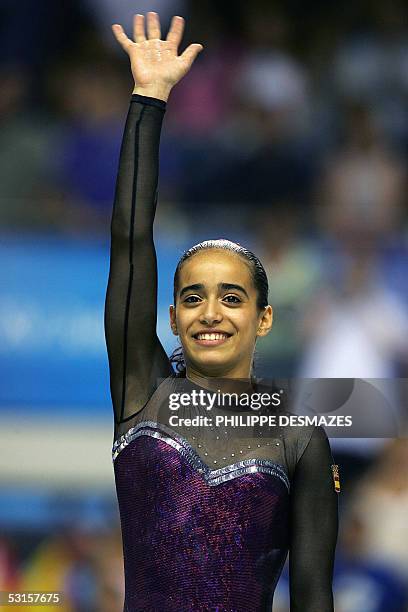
[113,421,290,491]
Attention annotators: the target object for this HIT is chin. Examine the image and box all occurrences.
[190,354,234,377]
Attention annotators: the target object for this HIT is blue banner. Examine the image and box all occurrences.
[0,234,181,411]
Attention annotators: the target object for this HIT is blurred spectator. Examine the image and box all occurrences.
[331,2,408,144]
[299,100,408,379]
[237,7,310,139]
[161,4,246,209]
[317,104,406,246]
[347,438,408,581]
[333,514,408,612]
[298,250,408,378]
[176,6,319,209]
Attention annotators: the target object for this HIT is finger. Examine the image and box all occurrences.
[112,24,133,50]
[166,15,184,48]
[180,43,203,68]
[133,14,146,43]
[147,11,161,39]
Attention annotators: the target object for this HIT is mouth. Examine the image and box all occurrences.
[192,331,232,347]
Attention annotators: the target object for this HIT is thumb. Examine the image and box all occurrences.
[180,43,203,69]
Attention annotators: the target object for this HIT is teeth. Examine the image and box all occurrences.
[197,333,228,341]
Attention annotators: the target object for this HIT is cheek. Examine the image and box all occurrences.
[246,310,263,337]
[231,309,259,336]
[175,308,195,335]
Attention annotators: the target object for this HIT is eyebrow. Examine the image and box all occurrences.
[179,283,205,298]
[179,282,249,299]
[220,283,249,298]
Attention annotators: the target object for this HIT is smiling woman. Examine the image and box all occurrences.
[104,11,338,612]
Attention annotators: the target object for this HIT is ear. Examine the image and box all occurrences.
[257,305,273,337]
[169,305,178,336]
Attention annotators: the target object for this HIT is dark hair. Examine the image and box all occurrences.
[170,239,269,377]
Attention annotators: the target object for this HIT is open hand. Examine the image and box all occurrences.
[112,12,203,101]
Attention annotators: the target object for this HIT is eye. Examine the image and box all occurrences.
[184,295,202,304]
[223,294,241,304]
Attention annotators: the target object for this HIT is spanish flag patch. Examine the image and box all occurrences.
[331,464,341,493]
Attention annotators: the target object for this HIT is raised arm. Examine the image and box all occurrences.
[104,13,203,428]
[289,426,339,611]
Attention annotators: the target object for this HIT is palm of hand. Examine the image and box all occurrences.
[128,39,189,88]
[112,12,203,92]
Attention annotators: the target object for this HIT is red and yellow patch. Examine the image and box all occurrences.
[331,464,341,493]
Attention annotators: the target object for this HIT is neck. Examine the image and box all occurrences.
[186,367,254,394]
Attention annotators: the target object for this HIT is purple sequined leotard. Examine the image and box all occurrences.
[104,95,338,611]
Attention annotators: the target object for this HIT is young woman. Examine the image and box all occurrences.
[105,12,338,611]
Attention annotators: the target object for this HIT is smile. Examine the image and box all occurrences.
[193,332,232,346]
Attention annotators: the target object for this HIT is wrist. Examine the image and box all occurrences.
[132,84,172,102]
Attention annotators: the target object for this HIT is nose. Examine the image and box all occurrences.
[200,297,223,326]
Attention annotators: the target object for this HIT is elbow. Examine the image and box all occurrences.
[110,223,151,244]
[109,215,128,241]
[290,567,334,612]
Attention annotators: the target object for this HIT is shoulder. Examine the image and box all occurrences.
[280,414,317,457]
[280,416,331,481]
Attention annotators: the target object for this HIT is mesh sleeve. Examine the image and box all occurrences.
[289,426,338,611]
[104,94,173,431]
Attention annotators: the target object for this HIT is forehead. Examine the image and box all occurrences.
[178,249,254,289]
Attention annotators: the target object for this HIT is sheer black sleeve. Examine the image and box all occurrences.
[104,94,173,431]
[289,426,338,611]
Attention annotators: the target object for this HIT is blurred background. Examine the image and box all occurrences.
[1,0,408,610]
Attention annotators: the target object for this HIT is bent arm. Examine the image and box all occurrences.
[289,426,338,611]
[104,94,173,427]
